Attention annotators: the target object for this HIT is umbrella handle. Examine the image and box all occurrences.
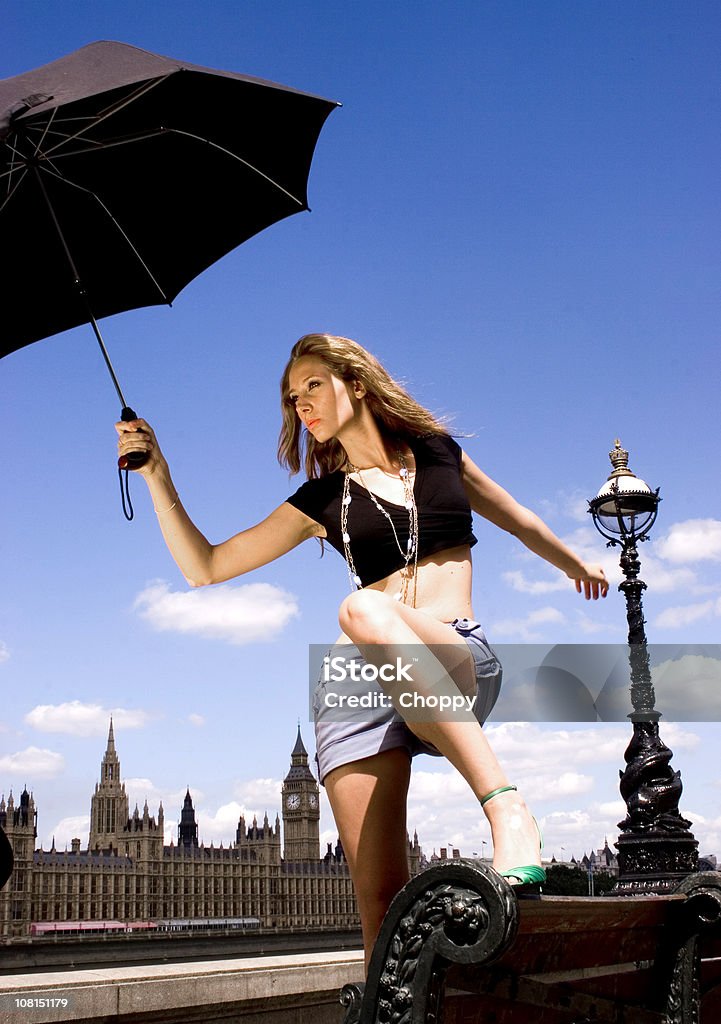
[117,406,150,470]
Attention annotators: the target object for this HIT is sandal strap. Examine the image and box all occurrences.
[480,784,518,807]
[501,864,546,885]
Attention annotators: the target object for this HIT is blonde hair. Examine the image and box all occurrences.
[278,334,449,478]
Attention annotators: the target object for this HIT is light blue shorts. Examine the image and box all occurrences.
[313,618,502,784]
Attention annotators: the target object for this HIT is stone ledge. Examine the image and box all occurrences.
[0,949,365,1024]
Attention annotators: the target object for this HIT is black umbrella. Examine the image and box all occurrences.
[0,41,338,503]
[0,823,12,892]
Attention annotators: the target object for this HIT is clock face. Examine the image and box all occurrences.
[286,793,301,810]
[308,793,318,808]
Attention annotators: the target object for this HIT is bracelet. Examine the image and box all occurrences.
[154,496,179,514]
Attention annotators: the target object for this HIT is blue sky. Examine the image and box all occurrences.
[2,1,720,866]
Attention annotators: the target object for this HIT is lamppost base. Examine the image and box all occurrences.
[612,833,698,895]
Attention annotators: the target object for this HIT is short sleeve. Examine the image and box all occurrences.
[442,434,464,467]
[420,432,464,468]
[285,475,339,526]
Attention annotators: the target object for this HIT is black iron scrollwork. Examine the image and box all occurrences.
[341,860,517,1024]
[339,982,366,1024]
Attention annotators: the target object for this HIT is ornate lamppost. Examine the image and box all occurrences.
[588,440,697,894]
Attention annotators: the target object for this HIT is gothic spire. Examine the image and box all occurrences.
[285,724,315,781]
[106,717,116,755]
[291,722,308,759]
[178,788,198,848]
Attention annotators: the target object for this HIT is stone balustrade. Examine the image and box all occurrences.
[0,949,364,1024]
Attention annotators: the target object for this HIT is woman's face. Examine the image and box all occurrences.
[287,355,362,443]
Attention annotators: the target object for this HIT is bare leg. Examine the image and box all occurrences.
[325,749,412,969]
[338,590,541,877]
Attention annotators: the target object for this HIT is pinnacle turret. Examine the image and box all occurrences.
[106,717,116,756]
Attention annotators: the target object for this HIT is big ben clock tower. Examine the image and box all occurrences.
[281,726,320,861]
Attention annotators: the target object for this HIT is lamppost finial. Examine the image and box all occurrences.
[609,439,632,476]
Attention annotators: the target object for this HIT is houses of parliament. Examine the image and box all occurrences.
[0,722,424,940]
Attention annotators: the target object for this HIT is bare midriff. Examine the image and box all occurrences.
[334,543,475,644]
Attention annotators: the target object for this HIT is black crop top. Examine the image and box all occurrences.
[285,434,477,586]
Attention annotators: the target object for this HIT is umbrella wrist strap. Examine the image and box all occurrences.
[119,467,134,521]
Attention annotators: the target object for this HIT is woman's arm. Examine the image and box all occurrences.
[461,451,608,599]
[116,418,323,586]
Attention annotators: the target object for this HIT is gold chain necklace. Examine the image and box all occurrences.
[340,450,419,606]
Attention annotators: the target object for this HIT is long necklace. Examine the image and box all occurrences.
[341,450,419,606]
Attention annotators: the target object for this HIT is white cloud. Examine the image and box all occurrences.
[540,808,618,856]
[648,656,721,720]
[484,722,630,771]
[583,655,721,722]
[134,580,300,645]
[654,723,702,752]
[177,780,286,846]
[636,556,698,594]
[320,827,340,852]
[575,612,618,636]
[0,641,9,664]
[654,598,721,630]
[528,772,594,799]
[598,800,626,817]
[554,527,621,579]
[122,781,192,825]
[43,816,89,851]
[400,723,638,855]
[188,713,206,728]
[405,770,621,860]
[492,606,567,641]
[501,526,621,596]
[404,722,703,859]
[406,770,486,855]
[655,519,721,564]
[502,570,569,595]
[0,746,65,778]
[124,778,168,806]
[197,801,246,844]
[552,527,698,595]
[232,777,284,811]
[524,525,701,595]
[25,701,150,736]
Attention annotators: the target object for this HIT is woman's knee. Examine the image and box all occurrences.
[338,589,395,641]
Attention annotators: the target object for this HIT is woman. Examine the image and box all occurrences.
[116,333,608,965]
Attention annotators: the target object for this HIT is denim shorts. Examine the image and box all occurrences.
[313,618,502,784]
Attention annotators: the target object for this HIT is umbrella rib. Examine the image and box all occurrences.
[39,75,170,160]
[0,166,28,216]
[0,136,32,182]
[31,127,306,208]
[37,163,171,303]
[28,126,306,207]
[30,104,59,162]
[168,129,306,207]
[27,125,108,154]
[31,128,170,163]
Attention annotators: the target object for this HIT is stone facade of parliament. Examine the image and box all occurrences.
[0,723,424,940]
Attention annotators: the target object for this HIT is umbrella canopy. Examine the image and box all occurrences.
[0,40,339,356]
[0,824,12,892]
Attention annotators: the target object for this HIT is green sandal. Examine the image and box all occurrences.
[480,785,546,889]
